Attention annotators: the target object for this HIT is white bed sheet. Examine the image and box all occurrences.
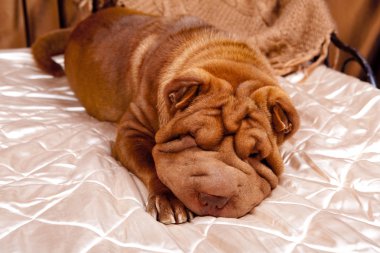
[0,49,379,253]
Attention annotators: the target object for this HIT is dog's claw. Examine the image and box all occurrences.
[176,212,188,224]
[187,209,194,221]
[147,192,193,224]
[147,203,158,220]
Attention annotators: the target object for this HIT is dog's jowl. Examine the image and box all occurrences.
[32,7,299,224]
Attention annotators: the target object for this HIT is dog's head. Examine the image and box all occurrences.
[153,67,299,218]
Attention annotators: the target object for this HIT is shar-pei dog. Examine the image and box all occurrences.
[32,7,299,224]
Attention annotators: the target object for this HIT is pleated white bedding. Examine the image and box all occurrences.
[0,49,379,253]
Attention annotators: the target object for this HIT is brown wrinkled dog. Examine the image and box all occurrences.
[32,7,299,224]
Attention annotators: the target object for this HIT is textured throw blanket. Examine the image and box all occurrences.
[92,0,335,76]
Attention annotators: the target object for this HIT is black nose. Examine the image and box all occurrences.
[199,192,229,209]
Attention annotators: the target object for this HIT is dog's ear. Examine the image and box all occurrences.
[251,86,300,144]
[167,82,200,111]
[272,103,292,134]
[270,98,299,143]
[164,68,211,113]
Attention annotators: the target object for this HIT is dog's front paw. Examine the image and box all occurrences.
[147,192,194,224]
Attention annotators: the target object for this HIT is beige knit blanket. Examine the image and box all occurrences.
[91,0,335,76]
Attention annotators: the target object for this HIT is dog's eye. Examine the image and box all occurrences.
[262,159,273,171]
[249,152,260,159]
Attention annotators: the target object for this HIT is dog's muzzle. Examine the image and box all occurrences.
[152,136,275,217]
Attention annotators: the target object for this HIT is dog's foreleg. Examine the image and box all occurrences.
[112,109,193,224]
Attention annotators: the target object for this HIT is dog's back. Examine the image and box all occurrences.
[32,7,274,124]
[55,8,217,122]
[64,8,159,122]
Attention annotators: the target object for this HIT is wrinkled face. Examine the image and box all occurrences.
[153,68,299,218]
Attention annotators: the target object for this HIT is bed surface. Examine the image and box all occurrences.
[0,49,379,253]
